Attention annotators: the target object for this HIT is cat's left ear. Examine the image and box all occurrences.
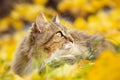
[36,12,47,30]
[52,15,60,23]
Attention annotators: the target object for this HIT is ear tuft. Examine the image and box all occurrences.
[52,15,60,23]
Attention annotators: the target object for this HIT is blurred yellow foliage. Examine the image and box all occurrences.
[58,0,114,13]
[74,18,87,30]
[0,17,11,32]
[87,50,120,80]
[33,0,48,5]
[13,4,45,22]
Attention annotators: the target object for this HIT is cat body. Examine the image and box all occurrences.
[12,13,115,75]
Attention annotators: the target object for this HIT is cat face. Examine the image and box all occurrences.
[30,13,73,54]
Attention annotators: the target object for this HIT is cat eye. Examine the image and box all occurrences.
[56,31,63,37]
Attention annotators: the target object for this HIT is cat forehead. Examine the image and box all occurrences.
[47,22,67,32]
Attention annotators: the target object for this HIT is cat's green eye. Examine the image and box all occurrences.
[56,31,63,37]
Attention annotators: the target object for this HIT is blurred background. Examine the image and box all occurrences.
[0,0,120,80]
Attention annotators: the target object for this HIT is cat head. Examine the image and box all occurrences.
[29,13,73,53]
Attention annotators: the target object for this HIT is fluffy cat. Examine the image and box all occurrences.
[12,13,115,76]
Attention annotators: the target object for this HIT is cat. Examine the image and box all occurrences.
[12,12,115,76]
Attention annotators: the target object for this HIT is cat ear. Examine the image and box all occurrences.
[52,15,60,23]
[31,23,40,32]
[36,12,47,29]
